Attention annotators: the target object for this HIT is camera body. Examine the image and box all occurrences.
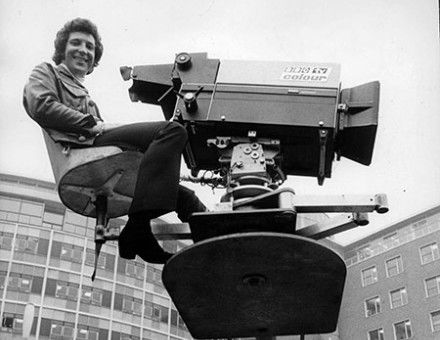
[125,52,379,185]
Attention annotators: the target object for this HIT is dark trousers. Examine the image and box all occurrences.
[93,121,204,218]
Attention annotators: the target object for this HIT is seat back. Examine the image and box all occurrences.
[43,130,142,218]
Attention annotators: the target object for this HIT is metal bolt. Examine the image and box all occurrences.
[242,274,267,287]
[319,121,324,126]
[221,115,226,121]
[184,93,192,100]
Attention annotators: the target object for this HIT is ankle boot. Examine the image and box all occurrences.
[176,185,207,222]
[118,214,173,264]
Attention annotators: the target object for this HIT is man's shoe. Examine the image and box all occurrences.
[118,219,173,264]
[177,185,208,222]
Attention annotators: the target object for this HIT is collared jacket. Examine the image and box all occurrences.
[23,62,102,146]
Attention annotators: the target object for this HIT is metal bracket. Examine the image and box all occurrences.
[152,212,366,242]
[318,129,328,185]
[152,192,388,241]
[296,212,368,240]
[234,188,388,214]
[152,188,388,240]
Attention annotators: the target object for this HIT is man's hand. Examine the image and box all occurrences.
[101,123,121,132]
[86,122,122,136]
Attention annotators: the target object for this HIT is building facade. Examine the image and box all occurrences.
[0,173,191,340]
[339,205,440,340]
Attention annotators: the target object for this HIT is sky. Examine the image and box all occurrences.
[0,0,439,245]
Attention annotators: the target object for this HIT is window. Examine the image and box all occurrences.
[365,296,381,317]
[0,271,6,290]
[146,265,163,285]
[0,196,20,212]
[56,281,79,301]
[43,211,64,226]
[50,321,74,339]
[357,245,372,260]
[383,232,399,248]
[170,309,189,335]
[153,305,161,320]
[15,235,39,254]
[77,328,99,340]
[2,315,14,328]
[8,274,32,293]
[122,297,143,316]
[0,231,13,250]
[145,302,169,323]
[390,287,408,308]
[60,244,83,264]
[133,300,143,316]
[81,287,103,306]
[420,242,439,264]
[86,249,105,268]
[386,256,403,277]
[17,201,43,226]
[361,266,378,286]
[13,317,23,333]
[178,314,188,332]
[368,328,384,340]
[112,332,140,340]
[1,314,24,334]
[425,275,440,297]
[126,261,145,280]
[64,210,87,226]
[20,201,43,217]
[431,310,440,332]
[85,249,114,271]
[394,320,412,339]
[413,219,427,237]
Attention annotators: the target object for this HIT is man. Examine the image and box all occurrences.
[23,18,206,264]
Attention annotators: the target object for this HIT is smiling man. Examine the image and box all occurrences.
[23,18,105,144]
[62,31,96,80]
[23,18,207,265]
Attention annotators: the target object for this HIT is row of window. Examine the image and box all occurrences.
[2,315,113,340]
[1,274,171,322]
[0,195,126,238]
[346,217,440,267]
[0,232,164,287]
[361,242,439,287]
[368,312,440,340]
[364,274,440,318]
[1,312,185,340]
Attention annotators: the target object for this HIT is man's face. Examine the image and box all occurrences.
[62,31,95,78]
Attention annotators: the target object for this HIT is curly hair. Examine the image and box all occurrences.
[52,18,103,70]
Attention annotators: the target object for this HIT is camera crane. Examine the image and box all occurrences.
[118,52,388,339]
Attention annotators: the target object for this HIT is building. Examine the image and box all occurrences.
[339,205,440,339]
[0,173,191,340]
[1,173,439,340]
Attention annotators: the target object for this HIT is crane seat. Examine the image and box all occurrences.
[43,130,143,281]
[43,130,142,218]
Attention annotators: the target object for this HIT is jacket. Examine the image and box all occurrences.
[23,62,102,146]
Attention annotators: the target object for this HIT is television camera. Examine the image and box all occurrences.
[118,52,388,339]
